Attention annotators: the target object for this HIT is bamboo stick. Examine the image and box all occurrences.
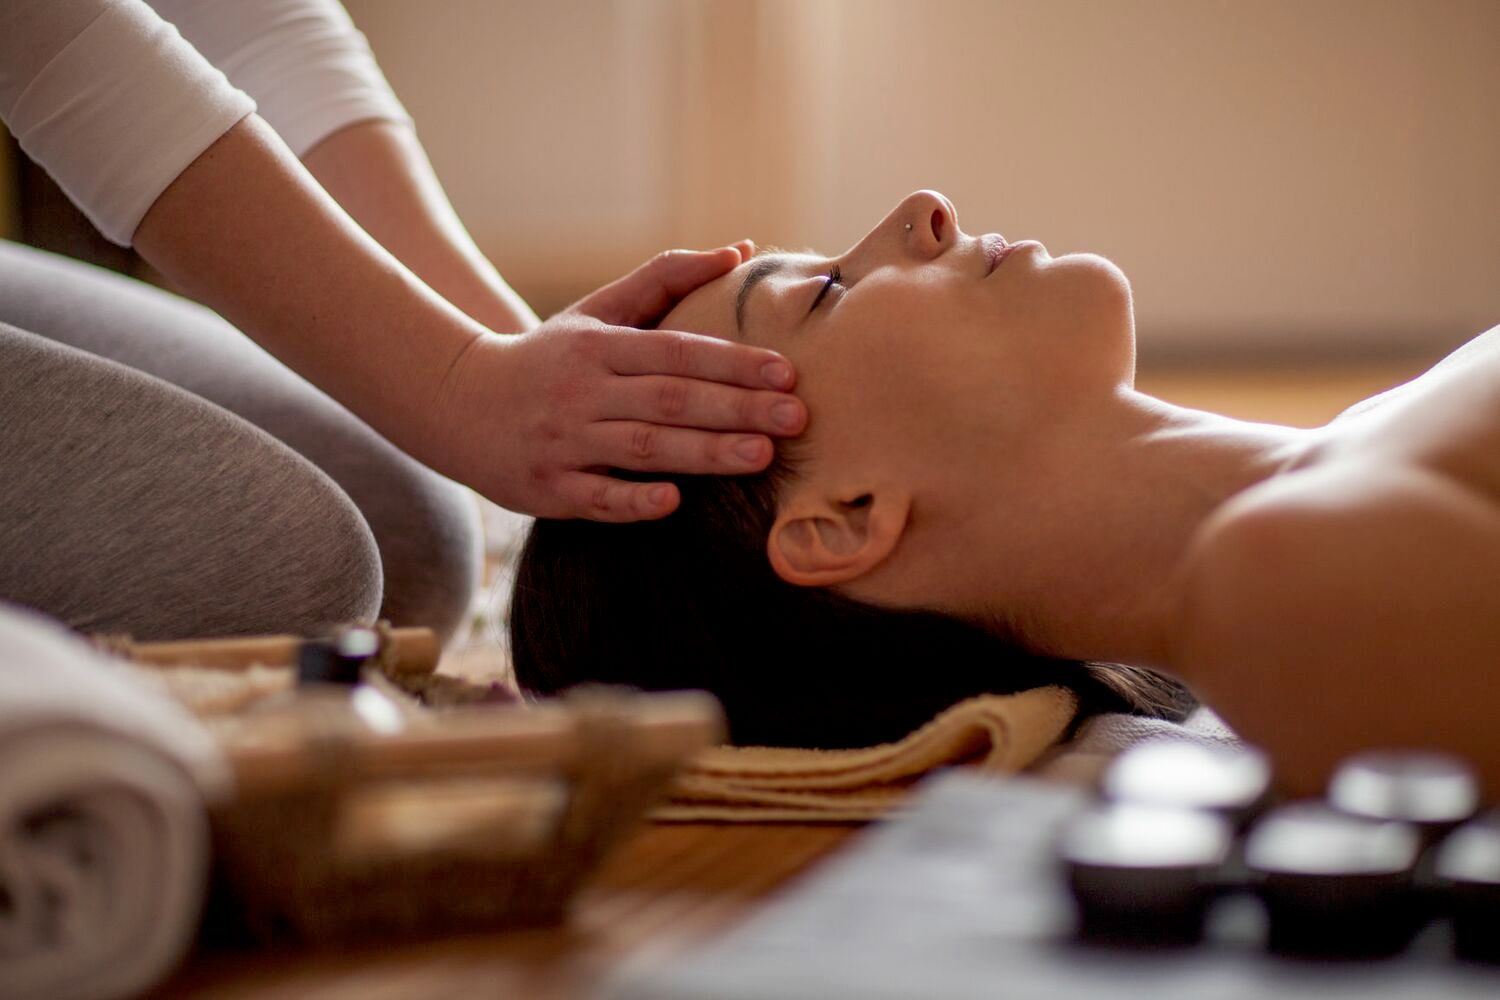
[110,626,440,675]
[226,691,725,799]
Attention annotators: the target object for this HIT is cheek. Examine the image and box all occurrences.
[784,320,924,450]
[998,255,1135,388]
[800,285,999,400]
[791,319,988,465]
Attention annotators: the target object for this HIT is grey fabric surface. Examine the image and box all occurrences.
[606,773,1500,1000]
[0,240,479,641]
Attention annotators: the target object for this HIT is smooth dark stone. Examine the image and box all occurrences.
[1245,802,1424,957]
[1059,802,1232,946]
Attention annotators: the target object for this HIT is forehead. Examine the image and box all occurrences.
[657,268,738,341]
[658,252,821,342]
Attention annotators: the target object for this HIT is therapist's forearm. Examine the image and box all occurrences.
[303,120,540,334]
[132,114,483,463]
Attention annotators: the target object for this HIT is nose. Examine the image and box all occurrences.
[894,190,959,259]
[840,190,961,269]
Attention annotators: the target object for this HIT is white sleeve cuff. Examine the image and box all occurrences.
[2,0,255,247]
[147,0,413,158]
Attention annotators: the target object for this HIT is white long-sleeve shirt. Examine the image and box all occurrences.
[0,0,409,247]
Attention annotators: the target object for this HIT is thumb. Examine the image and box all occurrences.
[573,247,741,328]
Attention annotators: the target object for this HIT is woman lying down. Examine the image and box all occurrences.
[510,189,1500,797]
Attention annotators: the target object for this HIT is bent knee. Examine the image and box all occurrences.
[0,332,384,639]
[262,474,385,637]
[130,452,385,640]
[368,473,482,645]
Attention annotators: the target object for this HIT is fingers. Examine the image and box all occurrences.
[576,247,742,328]
[606,328,800,393]
[553,412,782,521]
[554,472,680,522]
[602,375,805,437]
[590,421,775,476]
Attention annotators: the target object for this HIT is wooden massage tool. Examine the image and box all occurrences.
[93,620,440,675]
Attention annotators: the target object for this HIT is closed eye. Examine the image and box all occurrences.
[807,264,842,314]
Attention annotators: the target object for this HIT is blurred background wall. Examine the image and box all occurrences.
[345,0,1499,362]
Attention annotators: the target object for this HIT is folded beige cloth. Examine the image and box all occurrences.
[654,685,1078,822]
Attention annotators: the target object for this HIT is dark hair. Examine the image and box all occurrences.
[509,456,1194,748]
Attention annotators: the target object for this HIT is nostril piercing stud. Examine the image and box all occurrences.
[904,223,913,232]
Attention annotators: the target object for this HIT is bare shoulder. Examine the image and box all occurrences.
[1178,463,1500,671]
[1332,321,1500,425]
[1172,461,1500,795]
[1423,320,1500,379]
[1190,460,1500,574]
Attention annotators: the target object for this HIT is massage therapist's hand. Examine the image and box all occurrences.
[428,245,809,521]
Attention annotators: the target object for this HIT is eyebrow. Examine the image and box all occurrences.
[734,255,789,337]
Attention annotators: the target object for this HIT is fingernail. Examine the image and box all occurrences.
[735,437,767,463]
[772,400,803,432]
[761,361,793,389]
[648,485,673,508]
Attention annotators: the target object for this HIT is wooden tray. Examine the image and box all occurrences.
[105,626,723,944]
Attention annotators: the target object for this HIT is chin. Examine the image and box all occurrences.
[1049,252,1136,379]
[1054,249,1129,291]
[1095,255,1135,334]
[1049,250,1133,321]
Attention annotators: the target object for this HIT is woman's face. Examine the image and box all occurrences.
[662,190,1136,492]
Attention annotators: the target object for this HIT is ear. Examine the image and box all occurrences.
[766,487,911,587]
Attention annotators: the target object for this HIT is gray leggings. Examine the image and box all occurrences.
[0,240,479,642]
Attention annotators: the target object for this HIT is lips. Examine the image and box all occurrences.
[981,233,1013,275]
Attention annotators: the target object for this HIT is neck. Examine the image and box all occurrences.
[916,389,1320,669]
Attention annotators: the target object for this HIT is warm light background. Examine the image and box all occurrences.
[345,0,1499,362]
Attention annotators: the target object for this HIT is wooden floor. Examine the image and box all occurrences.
[160,824,856,999]
[159,358,1437,998]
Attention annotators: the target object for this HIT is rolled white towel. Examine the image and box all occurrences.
[1028,706,1242,786]
[0,603,229,1000]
